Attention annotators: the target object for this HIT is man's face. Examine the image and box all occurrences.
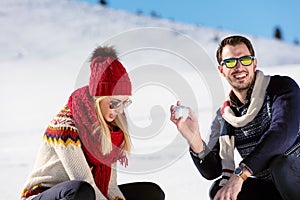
[218,43,257,93]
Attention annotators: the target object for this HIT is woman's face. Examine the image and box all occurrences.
[99,95,131,122]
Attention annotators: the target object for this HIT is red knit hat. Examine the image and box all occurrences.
[89,46,132,96]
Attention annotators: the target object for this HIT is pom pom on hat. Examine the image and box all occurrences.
[90,46,118,60]
[89,46,132,96]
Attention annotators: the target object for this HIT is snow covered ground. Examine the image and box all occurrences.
[1,0,300,199]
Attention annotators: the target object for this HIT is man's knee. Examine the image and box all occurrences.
[209,178,222,200]
[270,155,300,200]
[269,155,299,180]
[269,155,285,177]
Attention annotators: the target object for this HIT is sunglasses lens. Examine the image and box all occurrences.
[222,56,254,68]
[123,99,132,107]
[224,59,237,68]
[110,99,132,109]
[110,101,121,109]
[240,56,253,66]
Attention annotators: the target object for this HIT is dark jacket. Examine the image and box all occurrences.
[191,75,300,180]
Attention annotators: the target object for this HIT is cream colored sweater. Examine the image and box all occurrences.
[21,106,125,200]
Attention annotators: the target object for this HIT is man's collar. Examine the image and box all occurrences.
[229,84,254,107]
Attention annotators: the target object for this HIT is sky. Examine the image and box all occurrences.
[77,0,300,44]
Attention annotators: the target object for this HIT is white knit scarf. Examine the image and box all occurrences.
[219,70,270,186]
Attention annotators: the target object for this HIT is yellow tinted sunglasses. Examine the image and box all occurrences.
[221,56,255,68]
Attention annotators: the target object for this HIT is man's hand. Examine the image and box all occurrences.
[213,175,244,200]
[170,101,203,153]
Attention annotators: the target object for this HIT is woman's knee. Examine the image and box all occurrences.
[32,180,95,200]
[119,182,165,200]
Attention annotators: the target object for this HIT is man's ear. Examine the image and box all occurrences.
[253,58,257,71]
[218,65,224,76]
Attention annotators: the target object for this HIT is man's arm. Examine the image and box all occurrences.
[242,76,300,174]
[190,110,223,180]
[190,141,222,180]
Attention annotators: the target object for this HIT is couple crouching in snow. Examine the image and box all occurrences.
[21,35,299,200]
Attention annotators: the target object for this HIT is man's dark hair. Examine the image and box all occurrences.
[216,35,255,64]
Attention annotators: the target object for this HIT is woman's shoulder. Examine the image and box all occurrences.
[43,105,81,147]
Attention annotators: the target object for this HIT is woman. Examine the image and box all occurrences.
[21,46,165,200]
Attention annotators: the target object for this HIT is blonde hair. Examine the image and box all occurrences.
[94,96,131,155]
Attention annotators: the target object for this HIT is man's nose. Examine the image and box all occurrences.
[235,60,243,69]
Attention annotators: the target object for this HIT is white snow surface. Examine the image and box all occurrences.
[1,0,300,199]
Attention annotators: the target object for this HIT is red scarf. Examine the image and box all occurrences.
[68,86,127,197]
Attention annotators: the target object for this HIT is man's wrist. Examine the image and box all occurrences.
[189,131,203,153]
[240,163,253,175]
[190,141,208,161]
[190,142,204,154]
[234,165,251,181]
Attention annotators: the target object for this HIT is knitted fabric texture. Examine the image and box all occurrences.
[68,86,128,197]
[221,70,270,127]
[218,70,270,186]
[21,105,126,200]
[89,46,132,96]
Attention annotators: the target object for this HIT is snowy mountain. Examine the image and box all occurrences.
[1,0,299,199]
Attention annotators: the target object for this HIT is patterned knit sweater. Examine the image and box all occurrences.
[21,105,125,200]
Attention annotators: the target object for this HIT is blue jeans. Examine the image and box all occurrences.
[33,180,95,200]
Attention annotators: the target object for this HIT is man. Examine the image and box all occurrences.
[170,35,299,200]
